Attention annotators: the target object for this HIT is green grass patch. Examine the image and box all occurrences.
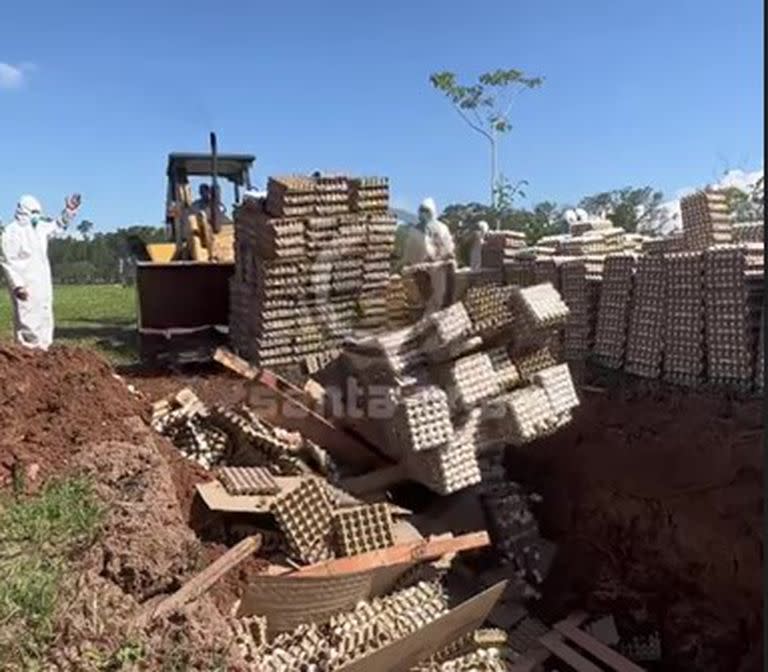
[0,478,104,668]
[0,284,137,364]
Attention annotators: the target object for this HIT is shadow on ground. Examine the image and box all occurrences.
[55,325,137,362]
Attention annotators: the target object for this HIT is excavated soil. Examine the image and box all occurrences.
[121,364,248,409]
[0,346,245,669]
[0,344,141,487]
[514,376,763,672]
[51,433,240,670]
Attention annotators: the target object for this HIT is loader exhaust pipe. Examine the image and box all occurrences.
[210,131,220,234]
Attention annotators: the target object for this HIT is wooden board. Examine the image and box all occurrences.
[339,582,506,672]
[539,631,603,672]
[291,531,490,578]
[151,535,261,620]
[554,616,646,672]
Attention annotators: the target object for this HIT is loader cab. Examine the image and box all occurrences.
[165,153,255,258]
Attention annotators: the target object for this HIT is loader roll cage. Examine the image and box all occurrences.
[165,152,255,244]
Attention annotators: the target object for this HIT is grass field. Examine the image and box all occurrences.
[0,285,137,363]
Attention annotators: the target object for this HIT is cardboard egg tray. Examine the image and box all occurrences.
[332,503,395,557]
[217,466,280,496]
[704,245,764,384]
[487,346,522,391]
[681,190,733,250]
[533,257,560,289]
[488,387,559,446]
[560,258,591,359]
[733,222,764,243]
[405,433,483,495]
[641,234,685,255]
[483,230,527,250]
[514,346,558,382]
[756,309,764,390]
[663,252,705,382]
[441,352,501,413]
[533,364,579,416]
[593,254,636,367]
[314,173,349,192]
[511,283,570,331]
[395,386,454,453]
[502,256,538,287]
[271,478,335,564]
[462,285,515,335]
[424,302,473,350]
[624,255,666,378]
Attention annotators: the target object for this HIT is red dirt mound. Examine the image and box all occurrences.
[0,344,141,486]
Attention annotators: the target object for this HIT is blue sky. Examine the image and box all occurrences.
[1,0,763,231]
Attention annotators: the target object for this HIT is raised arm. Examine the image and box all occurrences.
[41,194,81,238]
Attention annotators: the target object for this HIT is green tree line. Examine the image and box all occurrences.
[0,226,165,286]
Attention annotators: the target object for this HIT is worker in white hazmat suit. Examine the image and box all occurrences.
[469,220,489,270]
[1,194,81,350]
[401,198,456,313]
[401,197,455,266]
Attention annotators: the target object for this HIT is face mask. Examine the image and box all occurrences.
[30,215,40,227]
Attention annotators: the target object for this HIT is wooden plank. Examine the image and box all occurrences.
[214,348,384,469]
[555,618,646,672]
[214,347,259,379]
[339,582,506,672]
[292,531,490,578]
[150,535,262,620]
[539,631,603,672]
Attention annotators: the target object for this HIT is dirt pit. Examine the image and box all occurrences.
[1,346,762,670]
[515,375,763,672]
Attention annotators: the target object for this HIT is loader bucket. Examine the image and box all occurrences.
[135,261,234,364]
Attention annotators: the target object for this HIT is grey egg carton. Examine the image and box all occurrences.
[443,353,502,413]
[395,386,455,453]
[514,346,558,382]
[332,503,395,557]
[151,405,228,470]
[462,285,516,335]
[512,283,570,330]
[532,364,579,416]
[425,302,473,349]
[211,406,308,475]
[271,478,335,564]
[618,632,662,662]
[486,346,522,392]
[488,386,560,446]
[405,435,482,495]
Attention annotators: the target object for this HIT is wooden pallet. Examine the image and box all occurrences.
[509,613,645,672]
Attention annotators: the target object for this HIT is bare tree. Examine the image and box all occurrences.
[430,69,543,209]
